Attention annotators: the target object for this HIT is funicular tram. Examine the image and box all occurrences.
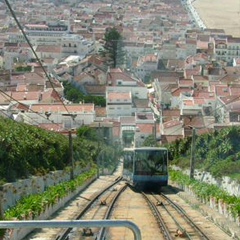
[123,146,169,190]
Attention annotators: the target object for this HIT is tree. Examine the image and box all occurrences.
[100,27,125,68]
[143,135,158,147]
[63,82,106,107]
[77,126,98,141]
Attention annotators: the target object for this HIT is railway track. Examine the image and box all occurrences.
[145,192,210,240]
[23,175,123,240]
[61,182,127,240]
[106,184,163,239]
[55,177,125,240]
[95,183,127,240]
[107,183,234,240]
[22,174,234,240]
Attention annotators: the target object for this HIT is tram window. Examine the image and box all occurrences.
[123,150,134,172]
[134,149,168,175]
[141,150,168,173]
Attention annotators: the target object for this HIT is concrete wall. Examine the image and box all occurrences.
[193,169,240,197]
[171,166,240,197]
[0,166,90,216]
[6,177,96,240]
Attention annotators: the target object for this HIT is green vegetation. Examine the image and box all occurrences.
[0,216,5,237]
[0,116,121,224]
[142,134,158,147]
[99,27,125,68]
[63,82,106,107]
[15,66,32,72]
[76,125,121,173]
[167,126,240,180]
[0,117,69,182]
[77,125,98,141]
[170,170,240,218]
[4,169,96,220]
[0,116,118,183]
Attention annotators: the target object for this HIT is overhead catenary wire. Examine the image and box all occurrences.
[0,91,42,125]
[0,90,61,125]
[6,0,240,136]
[0,106,14,119]
[0,106,42,125]
[4,0,72,117]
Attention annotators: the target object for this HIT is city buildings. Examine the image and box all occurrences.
[0,0,240,147]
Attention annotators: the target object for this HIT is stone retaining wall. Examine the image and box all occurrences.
[0,166,90,216]
[171,166,240,197]
[3,176,96,240]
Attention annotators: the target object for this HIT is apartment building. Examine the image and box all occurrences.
[135,53,159,80]
[24,22,70,46]
[4,0,240,145]
[9,21,95,56]
[107,68,148,100]
[14,103,95,128]
[106,91,132,118]
[192,34,240,64]
[214,37,228,62]
[61,34,95,58]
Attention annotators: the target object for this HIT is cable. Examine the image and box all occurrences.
[4,0,72,116]
[0,107,13,119]
[0,90,60,125]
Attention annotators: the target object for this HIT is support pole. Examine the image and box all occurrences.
[69,130,74,180]
[97,122,100,178]
[190,128,196,179]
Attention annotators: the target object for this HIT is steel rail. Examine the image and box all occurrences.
[141,192,173,240]
[96,183,128,240]
[160,193,210,240]
[56,176,123,239]
[151,193,192,239]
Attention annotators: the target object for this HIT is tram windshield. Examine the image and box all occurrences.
[134,149,168,175]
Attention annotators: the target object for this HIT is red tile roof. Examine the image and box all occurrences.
[108,68,145,87]
[214,85,230,97]
[163,119,182,129]
[108,92,131,101]
[136,123,155,134]
[11,91,41,101]
[30,103,95,113]
[171,87,193,97]
[95,106,106,117]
